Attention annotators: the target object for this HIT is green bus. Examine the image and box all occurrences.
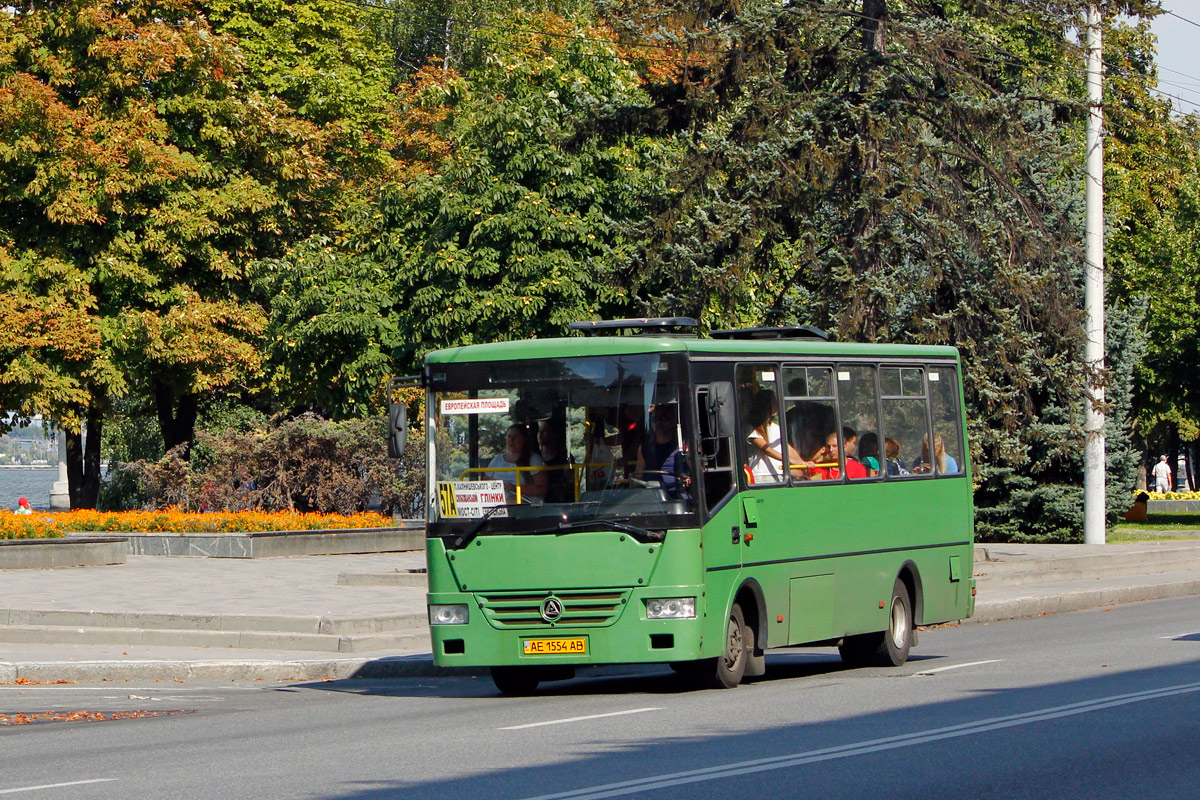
[405,318,975,693]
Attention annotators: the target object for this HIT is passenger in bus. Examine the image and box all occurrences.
[858,432,881,477]
[746,390,811,482]
[885,437,908,476]
[618,405,644,478]
[583,408,617,491]
[842,427,869,479]
[635,403,691,499]
[912,433,958,474]
[537,418,574,503]
[483,424,548,502]
[809,427,868,480]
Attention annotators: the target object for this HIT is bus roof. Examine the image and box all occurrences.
[426,336,961,363]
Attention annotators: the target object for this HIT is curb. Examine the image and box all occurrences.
[0,653,485,685]
[969,577,1200,623]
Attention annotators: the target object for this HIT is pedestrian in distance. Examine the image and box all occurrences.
[1153,455,1172,495]
[14,497,32,515]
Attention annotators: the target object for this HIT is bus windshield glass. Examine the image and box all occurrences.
[428,353,696,539]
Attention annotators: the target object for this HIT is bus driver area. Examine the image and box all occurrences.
[406,318,975,695]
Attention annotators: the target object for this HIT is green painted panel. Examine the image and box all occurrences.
[949,555,962,582]
[741,495,760,526]
[788,574,836,644]
[441,530,693,592]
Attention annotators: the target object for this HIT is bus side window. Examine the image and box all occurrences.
[836,364,881,480]
[880,366,931,478]
[928,368,965,475]
[783,365,838,482]
[738,364,785,486]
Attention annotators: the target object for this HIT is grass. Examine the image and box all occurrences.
[1109,512,1200,541]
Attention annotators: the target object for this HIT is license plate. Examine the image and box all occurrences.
[522,637,587,655]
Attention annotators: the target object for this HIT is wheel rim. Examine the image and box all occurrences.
[890,596,909,646]
[723,615,744,669]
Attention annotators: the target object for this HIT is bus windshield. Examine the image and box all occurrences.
[427,353,696,541]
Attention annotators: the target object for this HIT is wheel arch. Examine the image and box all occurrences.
[731,577,767,654]
[896,561,924,626]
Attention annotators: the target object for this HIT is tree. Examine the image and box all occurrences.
[251,239,400,418]
[371,15,667,366]
[1103,19,1200,487]
[0,0,347,504]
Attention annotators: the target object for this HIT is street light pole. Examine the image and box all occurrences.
[1083,4,1106,545]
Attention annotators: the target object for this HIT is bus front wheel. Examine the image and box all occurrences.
[491,666,540,695]
[706,603,749,689]
[839,578,913,668]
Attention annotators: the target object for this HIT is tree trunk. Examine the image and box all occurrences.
[155,380,199,454]
[1168,423,1180,492]
[861,0,887,55]
[64,406,103,509]
[1190,440,1198,491]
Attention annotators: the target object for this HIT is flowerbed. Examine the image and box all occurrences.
[0,509,393,540]
[1135,491,1200,501]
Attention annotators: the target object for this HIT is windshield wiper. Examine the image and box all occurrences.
[556,518,657,539]
[452,505,515,548]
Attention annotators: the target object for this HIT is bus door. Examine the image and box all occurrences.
[738,362,840,646]
[691,365,744,664]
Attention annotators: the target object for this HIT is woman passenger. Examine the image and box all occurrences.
[746,390,811,482]
[483,424,547,502]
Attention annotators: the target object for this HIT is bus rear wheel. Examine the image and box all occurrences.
[838,578,913,668]
[491,666,540,695]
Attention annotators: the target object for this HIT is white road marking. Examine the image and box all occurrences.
[518,680,1200,800]
[914,659,1003,675]
[500,707,662,730]
[0,779,116,795]
[1158,633,1199,639]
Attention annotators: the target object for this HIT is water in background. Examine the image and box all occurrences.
[0,469,57,511]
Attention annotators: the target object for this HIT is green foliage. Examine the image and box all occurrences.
[206,0,399,185]
[251,239,399,418]
[1104,298,1150,518]
[1104,20,1200,435]
[372,14,666,366]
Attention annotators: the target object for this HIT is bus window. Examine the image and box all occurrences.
[928,367,965,475]
[836,365,881,480]
[696,385,735,512]
[783,365,839,482]
[738,364,785,486]
[880,366,931,478]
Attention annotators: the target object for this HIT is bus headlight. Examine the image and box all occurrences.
[429,604,469,625]
[645,597,696,619]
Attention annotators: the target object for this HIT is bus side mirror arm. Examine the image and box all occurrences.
[707,382,736,438]
[387,375,421,459]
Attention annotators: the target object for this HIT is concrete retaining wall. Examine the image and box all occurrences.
[1146,499,1200,512]
[65,526,426,558]
[0,537,127,569]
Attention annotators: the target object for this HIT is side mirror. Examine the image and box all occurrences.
[387,401,407,458]
[707,382,736,438]
[387,375,421,458]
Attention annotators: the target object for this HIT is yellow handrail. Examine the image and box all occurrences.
[458,459,638,503]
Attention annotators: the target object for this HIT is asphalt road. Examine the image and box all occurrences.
[3,596,1200,800]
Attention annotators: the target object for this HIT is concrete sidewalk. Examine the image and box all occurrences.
[3,539,1200,684]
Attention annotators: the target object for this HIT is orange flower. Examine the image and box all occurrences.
[1,509,393,539]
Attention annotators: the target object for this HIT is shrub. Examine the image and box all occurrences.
[107,414,424,516]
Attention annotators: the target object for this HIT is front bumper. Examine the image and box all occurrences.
[428,586,709,667]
